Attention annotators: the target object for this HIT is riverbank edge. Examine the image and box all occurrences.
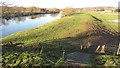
[2,12,60,20]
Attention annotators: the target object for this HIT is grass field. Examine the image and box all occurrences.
[1,12,119,66]
[86,11,118,20]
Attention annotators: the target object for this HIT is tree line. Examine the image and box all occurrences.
[0,2,60,19]
[1,6,60,14]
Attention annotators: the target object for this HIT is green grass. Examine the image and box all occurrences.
[86,11,118,20]
[1,12,119,66]
[90,54,120,66]
[2,13,96,46]
[86,11,118,32]
[101,22,118,32]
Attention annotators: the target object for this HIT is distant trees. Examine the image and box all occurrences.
[1,4,60,19]
[61,8,76,17]
[1,6,59,14]
[115,9,120,12]
[0,1,12,14]
[47,8,60,13]
[95,7,105,11]
[0,1,60,19]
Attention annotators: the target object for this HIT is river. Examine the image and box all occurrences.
[0,13,61,38]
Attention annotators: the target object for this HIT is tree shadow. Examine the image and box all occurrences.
[2,18,120,56]
[2,26,119,55]
[2,23,120,66]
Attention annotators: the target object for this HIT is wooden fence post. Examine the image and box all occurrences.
[117,43,120,55]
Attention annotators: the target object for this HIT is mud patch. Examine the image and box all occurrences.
[65,52,92,66]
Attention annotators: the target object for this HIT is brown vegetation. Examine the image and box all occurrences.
[1,4,60,19]
[61,8,76,17]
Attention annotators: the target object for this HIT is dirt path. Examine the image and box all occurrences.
[64,52,92,66]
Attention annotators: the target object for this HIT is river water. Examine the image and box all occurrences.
[0,13,61,38]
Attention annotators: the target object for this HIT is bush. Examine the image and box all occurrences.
[61,8,76,17]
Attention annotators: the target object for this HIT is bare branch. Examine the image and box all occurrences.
[0,1,12,6]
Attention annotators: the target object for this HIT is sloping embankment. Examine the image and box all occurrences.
[1,13,119,66]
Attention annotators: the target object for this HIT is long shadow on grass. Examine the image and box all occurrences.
[2,23,120,66]
[2,25,119,55]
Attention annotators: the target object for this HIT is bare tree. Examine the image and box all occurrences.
[0,1,12,14]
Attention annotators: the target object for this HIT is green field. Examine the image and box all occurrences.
[1,12,119,66]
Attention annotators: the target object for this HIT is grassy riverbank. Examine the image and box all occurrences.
[1,12,119,66]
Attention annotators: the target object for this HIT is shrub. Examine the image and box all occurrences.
[61,8,76,17]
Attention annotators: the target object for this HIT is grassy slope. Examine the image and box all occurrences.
[2,12,118,44]
[2,13,96,46]
[1,12,119,66]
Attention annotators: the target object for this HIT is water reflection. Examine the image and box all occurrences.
[29,14,46,20]
[0,19,9,26]
[13,17,26,23]
[50,13,59,17]
[1,13,60,38]
[1,17,26,26]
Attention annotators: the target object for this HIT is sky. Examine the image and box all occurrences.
[1,0,120,8]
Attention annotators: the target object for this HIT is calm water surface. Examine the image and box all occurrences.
[0,13,61,38]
